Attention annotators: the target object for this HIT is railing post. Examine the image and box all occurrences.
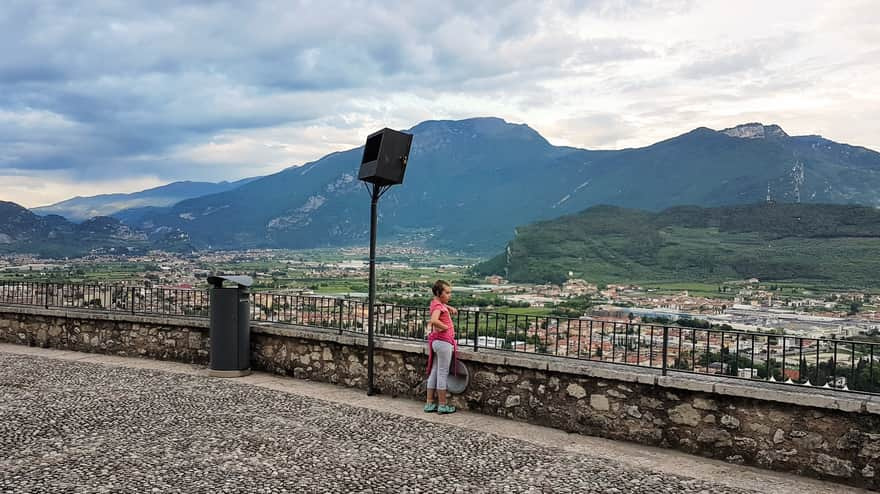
[130,286,135,314]
[662,326,669,376]
[474,309,479,352]
[338,299,344,335]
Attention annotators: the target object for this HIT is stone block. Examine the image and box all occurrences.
[831,397,865,413]
[348,361,366,376]
[516,380,532,391]
[639,397,663,409]
[866,399,880,415]
[793,432,826,451]
[720,414,740,429]
[585,366,641,383]
[566,383,587,399]
[635,373,657,385]
[836,429,863,450]
[697,428,732,447]
[812,454,854,478]
[668,404,701,426]
[463,351,505,366]
[859,438,880,459]
[714,382,846,412]
[606,389,625,399]
[377,339,423,355]
[692,397,718,411]
[774,429,786,444]
[473,371,500,387]
[657,375,714,393]
[335,335,358,347]
[528,395,542,409]
[734,436,757,450]
[589,394,610,411]
[504,355,548,371]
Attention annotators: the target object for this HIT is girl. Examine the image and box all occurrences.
[425,279,458,414]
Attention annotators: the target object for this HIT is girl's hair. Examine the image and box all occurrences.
[432,279,451,296]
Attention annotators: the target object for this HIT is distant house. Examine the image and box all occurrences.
[738,368,758,378]
[485,275,506,285]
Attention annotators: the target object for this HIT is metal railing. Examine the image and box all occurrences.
[242,291,880,396]
[0,281,209,318]
[3,281,879,395]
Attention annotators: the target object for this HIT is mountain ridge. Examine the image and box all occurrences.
[31,177,259,222]
[0,200,190,256]
[5,117,880,256]
[473,202,880,287]
[117,117,880,254]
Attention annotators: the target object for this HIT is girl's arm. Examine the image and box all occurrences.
[430,309,449,331]
[447,305,458,316]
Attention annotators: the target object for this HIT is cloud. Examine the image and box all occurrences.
[0,172,165,209]
[0,0,877,206]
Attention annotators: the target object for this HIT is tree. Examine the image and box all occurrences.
[673,356,691,370]
[849,302,862,315]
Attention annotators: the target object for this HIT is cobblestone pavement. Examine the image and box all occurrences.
[0,352,839,493]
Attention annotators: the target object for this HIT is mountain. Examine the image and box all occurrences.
[473,203,880,287]
[0,201,190,257]
[31,178,258,222]
[109,118,880,254]
[125,118,579,251]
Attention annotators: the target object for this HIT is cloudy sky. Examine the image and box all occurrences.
[1,0,878,207]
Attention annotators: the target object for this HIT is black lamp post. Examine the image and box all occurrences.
[357,128,413,395]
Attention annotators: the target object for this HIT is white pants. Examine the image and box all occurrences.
[427,340,453,391]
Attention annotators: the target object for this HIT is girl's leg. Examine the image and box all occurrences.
[425,351,439,410]
[432,341,453,405]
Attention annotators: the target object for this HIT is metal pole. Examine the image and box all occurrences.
[662,326,669,376]
[474,309,480,352]
[338,299,344,335]
[367,184,380,396]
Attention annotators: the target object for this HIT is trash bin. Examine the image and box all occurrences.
[207,275,253,377]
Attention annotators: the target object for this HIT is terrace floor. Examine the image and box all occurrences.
[0,343,866,493]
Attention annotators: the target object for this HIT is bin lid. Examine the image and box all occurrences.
[207,275,254,288]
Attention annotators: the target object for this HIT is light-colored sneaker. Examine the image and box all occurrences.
[437,404,456,414]
[423,403,438,413]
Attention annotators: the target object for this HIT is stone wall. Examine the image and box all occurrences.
[2,306,879,490]
[252,324,880,490]
[0,306,209,364]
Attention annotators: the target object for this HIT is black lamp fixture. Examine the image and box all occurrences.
[357,128,413,395]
